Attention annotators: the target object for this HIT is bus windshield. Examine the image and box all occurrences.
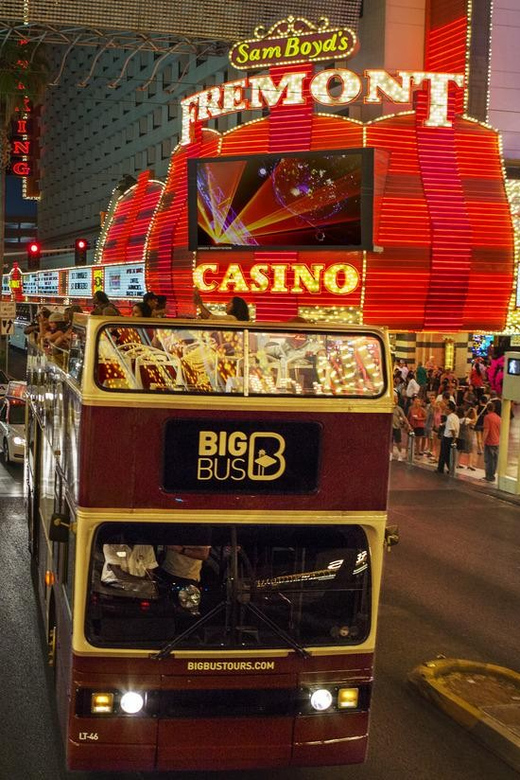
[86,523,371,651]
[95,323,385,397]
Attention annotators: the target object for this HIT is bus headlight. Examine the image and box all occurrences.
[337,687,359,709]
[120,691,144,714]
[310,688,333,711]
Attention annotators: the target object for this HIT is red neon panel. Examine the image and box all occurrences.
[101,173,163,267]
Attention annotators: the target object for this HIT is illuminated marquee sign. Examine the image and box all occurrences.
[194,262,360,295]
[104,264,146,299]
[229,16,358,70]
[68,268,92,298]
[135,14,514,331]
[180,14,464,145]
[23,272,39,296]
[38,271,60,297]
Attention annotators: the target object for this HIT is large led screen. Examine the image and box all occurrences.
[188,148,374,251]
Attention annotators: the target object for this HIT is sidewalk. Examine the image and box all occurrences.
[409,658,520,773]
[393,403,520,503]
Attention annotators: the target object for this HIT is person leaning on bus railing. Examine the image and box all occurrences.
[50,304,84,351]
[24,307,51,338]
[41,311,67,347]
[193,289,250,322]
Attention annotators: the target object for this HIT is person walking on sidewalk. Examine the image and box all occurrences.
[474,394,488,454]
[482,401,501,482]
[437,401,460,474]
[408,396,427,457]
[391,395,413,461]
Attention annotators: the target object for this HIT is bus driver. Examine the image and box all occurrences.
[161,545,211,585]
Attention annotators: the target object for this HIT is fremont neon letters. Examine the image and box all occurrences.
[180,68,464,144]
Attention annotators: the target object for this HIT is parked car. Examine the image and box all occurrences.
[0,385,26,465]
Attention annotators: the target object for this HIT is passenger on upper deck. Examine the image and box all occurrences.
[193,289,250,322]
[132,301,152,317]
[92,291,120,315]
[52,304,83,351]
[42,312,67,346]
[155,295,167,317]
[143,291,159,313]
[25,307,50,338]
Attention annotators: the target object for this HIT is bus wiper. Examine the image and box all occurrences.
[243,601,310,659]
[150,601,226,660]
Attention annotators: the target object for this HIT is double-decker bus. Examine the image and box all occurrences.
[26,314,393,772]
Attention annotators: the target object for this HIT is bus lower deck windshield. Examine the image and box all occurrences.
[86,524,371,651]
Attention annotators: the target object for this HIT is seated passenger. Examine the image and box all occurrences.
[102,543,158,585]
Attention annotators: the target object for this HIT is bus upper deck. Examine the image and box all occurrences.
[27,315,393,514]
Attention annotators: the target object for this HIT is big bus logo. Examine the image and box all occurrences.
[163,419,321,494]
[198,430,286,481]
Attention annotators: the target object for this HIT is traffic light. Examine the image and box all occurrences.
[74,238,90,266]
[27,241,41,270]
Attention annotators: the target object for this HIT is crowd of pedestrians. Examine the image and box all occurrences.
[391,351,507,484]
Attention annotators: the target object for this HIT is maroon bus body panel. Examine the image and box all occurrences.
[68,652,374,771]
[157,717,293,770]
[79,407,391,511]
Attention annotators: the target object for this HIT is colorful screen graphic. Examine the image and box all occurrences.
[188,149,373,251]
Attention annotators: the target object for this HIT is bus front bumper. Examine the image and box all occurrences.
[68,712,369,771]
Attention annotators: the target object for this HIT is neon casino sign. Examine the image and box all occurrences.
[193,262,360,295]
[180,16,464,145]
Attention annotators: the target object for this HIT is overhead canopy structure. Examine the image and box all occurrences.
[1,0,362,48]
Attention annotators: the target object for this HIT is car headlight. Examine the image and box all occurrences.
[310,688,333,711]
[13,436,25,446]
[120,691,144,714]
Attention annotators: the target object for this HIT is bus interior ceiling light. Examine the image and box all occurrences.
[120,691,144,714]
